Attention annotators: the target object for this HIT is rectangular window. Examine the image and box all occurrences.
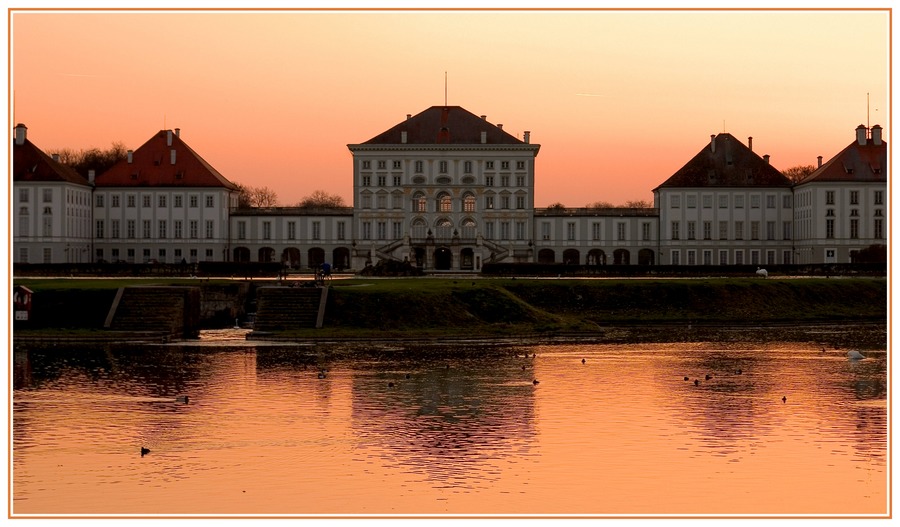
[190,249,197,263]
[719,221,728,240]
[782,221,792,240]
[485,222,494,240]
[439,161,448,173]
[362,175,371,186]
[414,161,423,173]
[174,220,183,239]
[362,221,371,240]
[464,161,472,173]
[393,221,402,240]
[641,222,650,241]
[377,194,387,209]
[158,248,166,261]
[874,218,883,238]
[127,220,136,239]
[826,219,835,239]
[500,221,510,240]
[782,195,792,208]
[205,220,214,239]
[686,195,696,208]
[874,190,883,205]
[617,222,626,241]
[143,249,151,261]
[734,221,744,240]
[288,221,296,240]
[19,248,28,263]
[750,221,760,240]
[850,219,859,239]
[702,195,712,208]
[687,250,696,265]
[766,195,776,208]
[42,189,52,203]
[516,175,525,187]
[127,195,136,207]
[238,221,246,240]
[19,189,29,203]
[702,221,711,240]
[567,222,576,241]
[501,196,510,209]
[734,250,744,265]
[190,220,198,239]
[591,222,601,241]
[687,221,696,240]
[393,160,402,170]
[750,195,760,208]
[850,190,859,205]
[142,195,151,207]
[542,222,551,241]
[515,221,525,241]
[766,221,775,240]
[485,196,494,209]
[782,250,792,265]
[142,220,151,239]
[158,195,167,207]
[826,190,834,205]
[516,196,525,209]
[337,221,346,240]
[190,195,198,208]
[751,250,760,265]
[671,250,680,266]
[312,221,321,240]
[393,175,401,186]
[158,220,167,239]
[96,194,104,207]
[501,161,509,170]
[702,250,712,265]
[205,195,214,207]
[111,195,120,207]
[174,195,182,208]
[486,161,494,170]
[377,175,386,186]
[362,160,371,169]
[501,175,510,186]
[766,250,776,266]
[377,160,386,170]
[262,221,271,240]
[718,250,728,265]
[670,195,681,208]
[96,220,104,239]
[516,161,525,170]
[485,176,494,187]
[671,221,680,240]
[377,221,386,240]
[361,194,372,208]
[111,219,120,239]
[718,195,728,208]
[734,195,744,208]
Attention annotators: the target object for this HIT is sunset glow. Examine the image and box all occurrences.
[9,7,890,208]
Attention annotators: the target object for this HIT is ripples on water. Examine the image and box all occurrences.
[11,332,887,517]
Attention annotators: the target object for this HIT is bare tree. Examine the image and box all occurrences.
[782,164,817,184]
[585,200,614,208]
[234,183,279,208]
[623,199,652,208]
[50,142,128,177]
[297,190,345,208]
[546,202,567,210]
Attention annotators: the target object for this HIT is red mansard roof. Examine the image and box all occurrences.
[655,133,791,190]
[13,132,91,186]
[798,135,887,185]
[95,130,239,190]
[359,106,529,145]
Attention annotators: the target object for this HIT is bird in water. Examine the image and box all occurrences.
[847,350,865,361]
[735,369,743,375]
[522,365,526,371]
[533,379,540,385]
[582,358,586,364]
[683,376,689,381]
[782,396,787,403]
[705,374,711,381]
[388,382,394,388]
[694,379,700,386]
[141,447,150,457]
[317,371,326,379]
[175,395,189,404]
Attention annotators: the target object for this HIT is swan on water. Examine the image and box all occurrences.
[756,267,768,278]
[847,350,865,360]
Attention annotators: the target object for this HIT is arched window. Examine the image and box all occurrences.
[438,193,452,213]
[463,194,476,212]
[413,193,427,213]
[436,218,453,228]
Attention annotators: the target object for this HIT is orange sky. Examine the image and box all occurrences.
[9,7,890,208]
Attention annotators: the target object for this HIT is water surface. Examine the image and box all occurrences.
[12,332,888,517]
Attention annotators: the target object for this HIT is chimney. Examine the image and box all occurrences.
[763,154,770,164]
[127,150,133,163]
[871,124,882,145]
[14,123,26,146]
[856,124,867,145]
[406,114,411,120]
[524,131,531,144]
[174,128,180,138]
[748,136,753,152]
[401,131,407,144]
[170,149,176,165]
[88,169,95,184]
[167,130,173,146]
[497,124,503,130]
[817,156,823,168]
[481,131,487,144]
[710,134,716,153]
[52,153,60,163]
[481,115,487,120]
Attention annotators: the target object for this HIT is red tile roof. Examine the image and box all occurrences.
[654,133,791,190]
[95,130,239,190]
[13,132,91,186]
[360,106,528,145]
[798,138,887,184]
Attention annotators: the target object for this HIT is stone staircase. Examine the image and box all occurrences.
[106,286,201,339]
[251,286,327,332]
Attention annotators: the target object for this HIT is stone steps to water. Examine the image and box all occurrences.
[107,286,200,338]
[253,287,324,331]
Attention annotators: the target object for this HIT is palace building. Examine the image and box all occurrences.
[12,107,887,270]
